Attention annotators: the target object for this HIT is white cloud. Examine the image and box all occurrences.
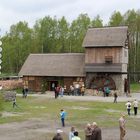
[0,0,139,36]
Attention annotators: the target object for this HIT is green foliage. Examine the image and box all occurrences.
[91,15,103,27]
[109,11,123,26]
[1,9,140,84]
[130,82,140,92]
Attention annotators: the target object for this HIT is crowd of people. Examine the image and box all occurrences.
[52,122,102,140]
[54,83,85,99]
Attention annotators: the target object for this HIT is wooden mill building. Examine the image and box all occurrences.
[19,26,129,95]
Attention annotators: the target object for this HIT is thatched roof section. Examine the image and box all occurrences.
[19,53,85,77]
[82,26,128,47]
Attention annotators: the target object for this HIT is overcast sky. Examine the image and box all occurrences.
[0,0,139,36]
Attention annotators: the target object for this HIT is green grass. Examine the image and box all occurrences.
[0,93,140,139]
[130,83,140,93]
[0,95,138,126]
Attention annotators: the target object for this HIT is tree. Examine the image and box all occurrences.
[109,11,123,26]
[69,14,91,52]
[2,21,33,73]
[34,16,58,53]
[123,10,140,82]
[91,15,103,27]
[57,16,69,52]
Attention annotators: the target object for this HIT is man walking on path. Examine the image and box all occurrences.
[133,99,139,115]
[119,114,126,140]
[60,109,66,127]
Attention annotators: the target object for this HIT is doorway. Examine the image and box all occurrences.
[50,81,58,91]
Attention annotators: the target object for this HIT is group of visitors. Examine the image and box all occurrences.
[52,122,102,140]
[54,85,65,98]
[70,84,85,96]
[125,99,139,115]
[59,109,102,140]
[85,122,102,140]
[52,128,81,140]
[54,83,85,98]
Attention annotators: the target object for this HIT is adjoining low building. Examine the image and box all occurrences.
[19,26,129,95]
[19,53,85,92]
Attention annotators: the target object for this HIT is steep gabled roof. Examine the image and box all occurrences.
[82,26,128,47]
[19,53,85,77]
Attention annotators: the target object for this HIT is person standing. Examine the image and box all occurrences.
[55,86,60,99]
[124,78,129,96]
[52,129,63,140]
[69,126,75,140]
[119,114,126,140]
[22,87,26,98]
[25,87,28,98]
[125,101,131,115]
[52,82,55,91]
[70,85,74,96]
[81,85,85,96]
[91,122,102,140]
[60,86,64,97]
[85,123,92,140]
[60,109,66,127]
[133,99,139,115]
[113,92,118,103]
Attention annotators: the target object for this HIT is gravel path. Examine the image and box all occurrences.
[26,92,140,102]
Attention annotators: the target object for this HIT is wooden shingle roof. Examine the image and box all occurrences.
[82,26,128,47]
[19,53,85,77]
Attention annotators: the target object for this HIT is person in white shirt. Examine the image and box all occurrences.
[133,99,139,115]
[125,101,131,115]
[72,131,81,140]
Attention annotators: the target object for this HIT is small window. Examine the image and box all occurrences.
[105,56,113,64]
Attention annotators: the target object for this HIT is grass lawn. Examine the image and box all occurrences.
[0,93,140,139]
[130,83,140,93]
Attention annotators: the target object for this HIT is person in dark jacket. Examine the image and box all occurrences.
[52,129,63,140]
[113,92,118,103]
[91,122,102,140]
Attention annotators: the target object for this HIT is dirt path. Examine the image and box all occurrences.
[0,118,140,140]
[24,92,140,102]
